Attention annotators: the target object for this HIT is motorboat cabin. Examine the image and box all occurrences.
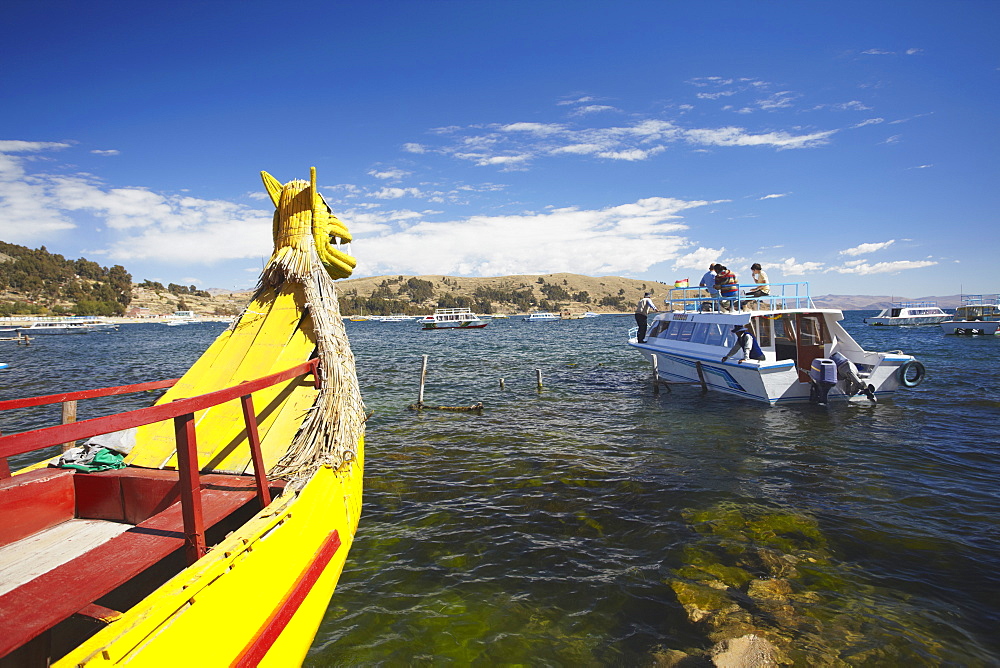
[940,294,1000,335]
[864,302,949,326]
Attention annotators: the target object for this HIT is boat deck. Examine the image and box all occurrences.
[0,466,273,661]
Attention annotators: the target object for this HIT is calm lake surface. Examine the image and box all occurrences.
[2,313,998,665]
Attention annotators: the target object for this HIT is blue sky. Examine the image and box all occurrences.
[1,1,997,296]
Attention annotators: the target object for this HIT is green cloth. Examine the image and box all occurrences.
[56,447,127,472]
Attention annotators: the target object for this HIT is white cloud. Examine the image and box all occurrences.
[829,259,937,275]
[571,104,619,116]
[759,193,789,200]
[684,127,836,149]
[368,168,410,180]
[853,118,884,128]
[355,196,710,277]
[91,149,120,156]
[596,147,665,161]
[0,143,272,261]
[862,49,894,55]
[501,122,565,136]
[371,186,425,200]
[840,240,896,256]
[402,142,426,153]
[673,247,727,272]
[773,257,826,275]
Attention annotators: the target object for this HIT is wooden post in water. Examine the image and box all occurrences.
[61,400,78,452]
[652,356,660,394]
[535,369,543,391]
[695,361,708,393]
[499,378,505,389]
[417,355,429,408]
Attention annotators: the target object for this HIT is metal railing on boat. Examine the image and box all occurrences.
[662,281,814,312]
[0,359,320,564]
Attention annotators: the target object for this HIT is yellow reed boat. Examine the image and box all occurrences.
[0,168,365,666]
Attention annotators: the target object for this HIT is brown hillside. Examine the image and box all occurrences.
[335,272,673,315]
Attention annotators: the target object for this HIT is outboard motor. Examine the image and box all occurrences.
[809,358,838,405]
[830,352,877,403]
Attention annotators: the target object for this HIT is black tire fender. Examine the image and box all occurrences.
[898,360,926,388]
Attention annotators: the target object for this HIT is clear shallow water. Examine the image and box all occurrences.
[1,314,998,665]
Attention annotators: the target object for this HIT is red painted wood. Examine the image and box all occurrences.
[232,530,342,667]
[0,359,319,460]
[174,413,206,564]
[0,456,9,479]
[121,473,181,524]
[0,469,75,547]
[240,394,271,509]
[0,483,256,658]
[0,378,179,412]
[73,474,124,522]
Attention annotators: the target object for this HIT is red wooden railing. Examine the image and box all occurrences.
[0,358,320,563]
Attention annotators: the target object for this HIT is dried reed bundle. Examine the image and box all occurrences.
[250,167,366,482]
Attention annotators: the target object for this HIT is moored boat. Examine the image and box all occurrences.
[419,308,487,330]
[629,283,926,405]
[940,294,1000,335]
[864,301,950,326]
[16,320,94,335]
[0,167,366,665]
[523,311,559,322]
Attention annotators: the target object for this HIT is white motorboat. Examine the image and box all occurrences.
[522,311,559,322]
[629,283,926,405]
[582,312,601,318]
[419,308,487,330]
[17,321,94,335]
[864,301,950,326]
[940,294,1000,335]
[68,317,119,331]
[377,314,414,322]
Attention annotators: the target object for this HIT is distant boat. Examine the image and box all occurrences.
[864,302,950,326]
[582,312,601,318]
[17,321,93,335]
[940,294,1000,335]
[419,308,487,330]
[523,312,559,322]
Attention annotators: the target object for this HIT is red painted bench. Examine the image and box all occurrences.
[0,467,279,662]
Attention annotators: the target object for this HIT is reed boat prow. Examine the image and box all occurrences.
[0,167,366,666]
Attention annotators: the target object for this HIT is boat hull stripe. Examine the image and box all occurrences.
[233,529,342,667]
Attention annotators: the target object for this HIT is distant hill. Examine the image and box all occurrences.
[334,272,669,315]
[812,294,964,310]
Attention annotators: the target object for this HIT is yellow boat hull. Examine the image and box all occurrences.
[57,444,363,666]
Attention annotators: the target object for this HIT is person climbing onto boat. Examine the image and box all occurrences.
[745,263,770,298]
[700,264,720,311]
[722,324,766,363]
[714,265,740,312]
[634,292,658,343]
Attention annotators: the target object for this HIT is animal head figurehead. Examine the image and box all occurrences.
[260,167,357,280]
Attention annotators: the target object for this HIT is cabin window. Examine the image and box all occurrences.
[689,323,710,344]
[773,314,797,361]
[675,321,696,341]
[798,315,829,346]
[647,319,670,339]
[703,323,728,346]
[890,308,901,317]
[751,316,772,347]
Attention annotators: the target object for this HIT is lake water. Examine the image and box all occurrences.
[2,314,998,665]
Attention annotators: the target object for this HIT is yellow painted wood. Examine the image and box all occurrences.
[55,444,364,667]
[126,284,316,472]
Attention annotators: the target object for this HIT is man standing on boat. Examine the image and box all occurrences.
[714,266,740,312]
[699,264,720,311]
[722,324,766,363]
[634,292,657,343]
